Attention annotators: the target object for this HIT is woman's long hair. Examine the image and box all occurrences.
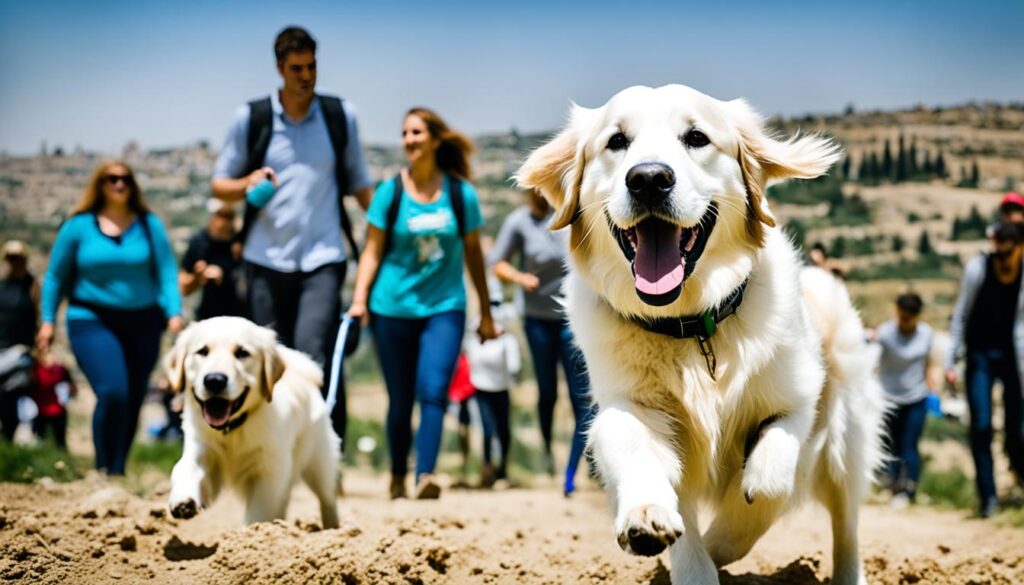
[406,107,475,181]
[71,160,151,216]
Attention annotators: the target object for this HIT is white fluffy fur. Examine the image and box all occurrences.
[518,85,885,585]
[164,317,341,528]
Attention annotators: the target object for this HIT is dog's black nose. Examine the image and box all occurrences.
[626,162,675,208]
[203,372,228,394]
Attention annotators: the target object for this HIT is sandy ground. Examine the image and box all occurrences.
[1,469,1023,585]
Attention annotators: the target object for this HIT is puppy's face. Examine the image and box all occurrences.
[164,317,284,431]
[518,84,841,314]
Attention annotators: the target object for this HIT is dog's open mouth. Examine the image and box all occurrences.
[610,203,718,306]
[198,387,249,430]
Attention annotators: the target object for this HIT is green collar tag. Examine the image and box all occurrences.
[702,311,716,338]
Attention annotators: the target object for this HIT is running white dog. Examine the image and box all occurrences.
[517,84,885,585]
[164,316,341,528]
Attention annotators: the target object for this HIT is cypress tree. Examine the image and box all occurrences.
[882,140,893,180]
[917,230,933,256]
[857,155,869,183]
[908,138,919,179]
[896,135,908,182]
[841,156,851,181]
[935,150,947,178]
[892,234,905,253]
[971,161,980,187]
[922,150,933,177]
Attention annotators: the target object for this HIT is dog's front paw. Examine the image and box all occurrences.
[742,426,798,504]
[615,505,684,557]
[169,497,200,520]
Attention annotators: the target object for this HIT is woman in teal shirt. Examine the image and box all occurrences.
[38,161,182,474]
[349,108,496,500]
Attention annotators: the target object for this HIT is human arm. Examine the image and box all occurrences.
[37,219,80,350]
[489,210,539,291]
[209,105,277,202]
[341,102,374,212]
[945,257,983,384]
[347,225,386,326]
[148,215,184,333]
[463,230,497,341]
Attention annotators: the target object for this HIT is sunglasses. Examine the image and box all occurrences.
[105,175,131,185]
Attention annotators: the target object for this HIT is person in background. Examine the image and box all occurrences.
[30,349,76,448]
[348,107,497,500]
[872,293,935,507]
[447,353,476,487]
[464,279,521,489]
[490,188,596,496]
[179,199,243,321]
[947,221,1024,517]
[38,161,182,475]
[985,192,1024,238]
[0,240,39,441]
[211,26,375,449]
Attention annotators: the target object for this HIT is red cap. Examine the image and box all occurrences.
[1001,192,1024,208]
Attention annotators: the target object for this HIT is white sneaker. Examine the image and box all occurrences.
[890,493,910,510]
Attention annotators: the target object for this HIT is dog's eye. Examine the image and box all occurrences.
[606,132,630,151]
[682,129,711,148]
[195,346,209,357]
[234,347,251,359]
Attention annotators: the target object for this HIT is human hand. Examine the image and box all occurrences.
[202,264,224,285]
[168,316,185,334]
[37,322,54,352]
[347,301,370,327]
[247,167,278,189]
[945,368,958,386]
[519,273,541,293]
[478,315,501,342]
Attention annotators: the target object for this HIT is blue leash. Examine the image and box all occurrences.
[325,314,356,413]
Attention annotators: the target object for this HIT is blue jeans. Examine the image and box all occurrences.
[371,311,465,478]
[966,346,1024,505]
[523,317,597,490]
[68,307,164,475]
[883,397,928,497]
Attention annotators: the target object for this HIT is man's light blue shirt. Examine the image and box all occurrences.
[213,91,373,273]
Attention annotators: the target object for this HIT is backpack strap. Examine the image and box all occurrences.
[237,97,274,249]
[318,94,359,259]
[137,212,159,284]
[382,173,467,256]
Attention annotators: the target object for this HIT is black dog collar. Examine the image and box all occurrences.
[626,279,748,340]
[218,411,248,435]
[624,279,748,380]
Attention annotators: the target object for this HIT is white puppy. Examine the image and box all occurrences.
[164,316,341,529]
[518,85,885,585]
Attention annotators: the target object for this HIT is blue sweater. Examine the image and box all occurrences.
[41,213,182,323]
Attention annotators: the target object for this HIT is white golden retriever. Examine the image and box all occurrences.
[164,317,341,528]
[517,85,885,585]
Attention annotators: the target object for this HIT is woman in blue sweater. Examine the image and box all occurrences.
[38,161,182,475]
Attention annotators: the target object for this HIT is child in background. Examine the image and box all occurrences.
[30,351,76,448]
[464,289,521,488]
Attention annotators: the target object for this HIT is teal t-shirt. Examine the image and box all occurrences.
[367,175,483,318]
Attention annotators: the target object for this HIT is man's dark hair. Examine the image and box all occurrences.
[275,26,316,63]
[993,221,1023,245]
[811,242,827,255]
[895,293,924,316]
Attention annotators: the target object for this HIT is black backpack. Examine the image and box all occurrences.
[382,173,466,255]
[237,94,359,259]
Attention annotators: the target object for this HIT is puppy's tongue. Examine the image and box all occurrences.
[633,218,684,296]
[201,398,232,428]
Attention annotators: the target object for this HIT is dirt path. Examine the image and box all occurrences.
[1,471,1022,585]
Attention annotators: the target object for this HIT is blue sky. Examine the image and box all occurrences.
[1,0,1022,154]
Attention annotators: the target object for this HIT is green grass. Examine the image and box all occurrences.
[0,440,85,483]
[921,416,969,444]
[917,465,977,511]
[127,440,183,475]
[342,416,389,471]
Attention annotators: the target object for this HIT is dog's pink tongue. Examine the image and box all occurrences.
[633,219,684,295]
[202,399,232,428]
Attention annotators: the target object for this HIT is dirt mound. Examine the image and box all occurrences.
[2,474,1023,584]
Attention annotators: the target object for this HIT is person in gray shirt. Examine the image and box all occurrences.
[489,189,596,496]
[872,293,935,506]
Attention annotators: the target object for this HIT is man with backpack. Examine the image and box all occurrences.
[210,26,374,447]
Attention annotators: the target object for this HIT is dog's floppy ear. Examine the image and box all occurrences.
[163,325,192,393]
[516,104,594,230]
[731,99,842,246]
[261,344,285,403]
